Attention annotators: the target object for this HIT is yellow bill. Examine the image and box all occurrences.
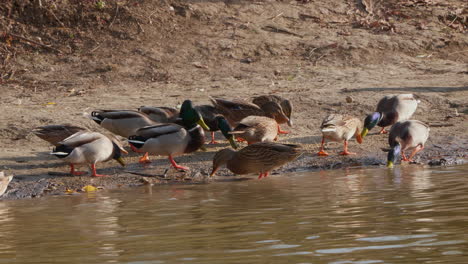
[197,117,210,130]
[361,128,369,138]
[228,137,238,149]
[116,157,125,167]
[386,161,394,168]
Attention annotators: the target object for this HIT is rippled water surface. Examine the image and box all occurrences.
[1,165,468,263]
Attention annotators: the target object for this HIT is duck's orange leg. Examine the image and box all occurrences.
[379,127,388,134]
[210,132,219,144]
[169,155,189,171]
[401,152,409,161]
[70,164,86,176]
[317,137,329,156]
[277,124,289,134]
[91,164,109,177]
[339,140,356,155]
[407,145,424,162]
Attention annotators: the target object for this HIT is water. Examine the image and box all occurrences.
[1,165,468,263]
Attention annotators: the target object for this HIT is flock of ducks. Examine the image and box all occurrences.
[31,93,429,180]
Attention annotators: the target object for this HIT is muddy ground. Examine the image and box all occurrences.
[0,0,467,199]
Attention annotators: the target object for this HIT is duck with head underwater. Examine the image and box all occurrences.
[50,131,127,177]
[361,94,419,138]
[128,100,236,171]
[386,120,430,168]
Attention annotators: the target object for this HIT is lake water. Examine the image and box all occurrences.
[1,165,467,263]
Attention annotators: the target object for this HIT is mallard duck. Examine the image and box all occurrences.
[32,124,86,146]
[229,116,278,145]
[138,106,179,123]
[128,100,211,171]
[0,171,13,197]
[387,120,430,168]
[362,94,419,137]
[193,104,225,144]
[50,131,126,177]
[252,95,293,134]
[90,110,157,163]
[91,110,157,138]
[211,142,302,179]
[318,114,363,156]
[210,97,290,129]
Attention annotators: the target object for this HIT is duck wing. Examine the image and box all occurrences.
[135,124,183,139]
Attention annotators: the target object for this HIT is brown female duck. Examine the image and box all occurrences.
[229,116,278,145]
[210,97,290,129]
[252,95,293,134]
[211,142,302,179]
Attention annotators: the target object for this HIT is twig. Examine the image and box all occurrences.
[47,8,66,28]
[124,168,169,178]
[136,21,144,34]
[108,3,119,29]
[447,49,468,55]
[262,25,303,38]
[448,15,458,27]
[88,43,101,53]
[8,33,64,54]
[428,123,455,127]
[148,10,158,24]
[268,12,283,21]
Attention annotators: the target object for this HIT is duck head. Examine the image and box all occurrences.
[111,142,126,167]
[361,112,383,138]
[262,101,290,126]
[180,100,210,130]
[387,143,401,168]
[210,148,236,177]
[215,116,238,149]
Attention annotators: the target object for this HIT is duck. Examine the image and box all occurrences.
[317,114,363,156]
[192,104,226,144]
[229,116,278,145]
[387,120,430,168]
[362,94,419,137]
[211,142,302,179]
[32,124,87,146]
[0,171,13,197]
[252,95,293,134]
[90,110,157,163]
[128,100,213,171]
[138,106,179,123]
[90,110,157,138]
[50,131,127,177]
[209,97,290,130]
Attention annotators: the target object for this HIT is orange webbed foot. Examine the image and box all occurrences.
[139,152,151,164]
[317,150,329,156]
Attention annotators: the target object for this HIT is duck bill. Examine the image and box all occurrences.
[115,157,125,167]
[361,128,369,138]
[287,119,293,127]
[197,117,210,130]
[228,137,238,149]
[386,161,394,168]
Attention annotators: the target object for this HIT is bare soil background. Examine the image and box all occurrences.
[0,0,467,199]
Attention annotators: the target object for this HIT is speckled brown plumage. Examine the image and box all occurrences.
[211,142,302,178]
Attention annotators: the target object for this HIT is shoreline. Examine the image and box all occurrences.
[2,136,466,200]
